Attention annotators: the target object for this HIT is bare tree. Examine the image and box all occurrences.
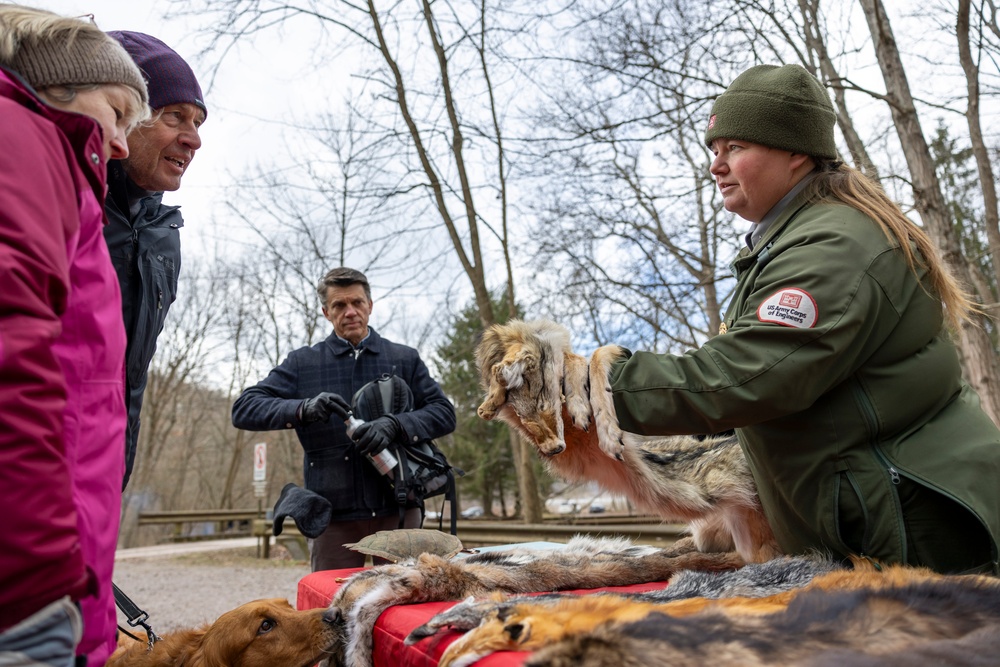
[792,0,881,178]
[364,0,545,519]
[520,1,742,352]
[957,0,1000,308]
[132,0,1000,534]
[860,0,1000,424]
[174,0,550,521]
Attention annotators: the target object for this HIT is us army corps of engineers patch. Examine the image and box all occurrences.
[757,288,818,328]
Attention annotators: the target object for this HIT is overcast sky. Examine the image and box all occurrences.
[20,1,963,305]
[15,0,985,377]
[25,1,934,250]
[28,1,347,260]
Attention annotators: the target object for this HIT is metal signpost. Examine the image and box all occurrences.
[253,442,267,557]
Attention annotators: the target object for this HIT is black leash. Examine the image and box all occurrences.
[113,582,161,650]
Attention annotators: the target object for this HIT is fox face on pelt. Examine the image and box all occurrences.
[476,320,592,455]
[475,319,781,563]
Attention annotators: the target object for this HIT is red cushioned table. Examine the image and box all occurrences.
[297,564,671,667]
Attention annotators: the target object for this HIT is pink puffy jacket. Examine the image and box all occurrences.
[0,68,127,666]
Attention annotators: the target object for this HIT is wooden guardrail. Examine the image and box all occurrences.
[136,509,684,558]
[135,509,304,559]
[136,509,262,541]
[540,514,664,527]
[136,509,664,532]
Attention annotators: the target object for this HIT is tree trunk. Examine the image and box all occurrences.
[957,0,1000,309]
[797,0,880,181]
[516,433,544,522]
[860,0,1000,424]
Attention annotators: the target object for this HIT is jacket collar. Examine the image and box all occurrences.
[745,172,818,250]
[729,185,815,278]
[325,327,383,356]
[1,67,107,206]
[106,160,165,216]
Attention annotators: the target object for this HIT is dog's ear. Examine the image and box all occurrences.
[163,629,210,667]
[196,600,270,667]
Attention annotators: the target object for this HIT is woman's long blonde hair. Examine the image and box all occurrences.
[806,160,975,330]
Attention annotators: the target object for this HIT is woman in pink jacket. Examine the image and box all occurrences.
[0,6,148,665]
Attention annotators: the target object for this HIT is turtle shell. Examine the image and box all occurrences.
[344,528,464,563]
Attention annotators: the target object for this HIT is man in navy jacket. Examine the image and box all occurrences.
[105,31,207,489]
[232,267,456,570]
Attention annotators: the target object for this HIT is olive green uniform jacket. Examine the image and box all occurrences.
[610,191,1000,572]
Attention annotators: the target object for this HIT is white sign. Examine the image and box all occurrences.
[253,442,267,482]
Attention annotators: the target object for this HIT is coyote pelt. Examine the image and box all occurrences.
[524,569,1000,667]
[325,536,743,667]
[475,319,779,562]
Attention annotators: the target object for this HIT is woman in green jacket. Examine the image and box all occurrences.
[608,64,1000,574]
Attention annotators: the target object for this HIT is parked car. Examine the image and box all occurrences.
[425,510,441,520]
[588,503,606,514]
[555,501,577,515]
[460,506,484,519]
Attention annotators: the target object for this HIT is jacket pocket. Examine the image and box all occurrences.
[305,447,356,509]
[834,468,870,556]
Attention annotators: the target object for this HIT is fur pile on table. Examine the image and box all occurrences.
[323,535,1000,667]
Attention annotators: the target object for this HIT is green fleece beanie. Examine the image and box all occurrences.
[704,64,837,159]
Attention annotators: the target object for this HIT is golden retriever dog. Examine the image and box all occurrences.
[475,319,779,562]
[107,598,338,667]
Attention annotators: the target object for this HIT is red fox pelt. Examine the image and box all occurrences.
[525,567,1000,667]
[475,319,779,562]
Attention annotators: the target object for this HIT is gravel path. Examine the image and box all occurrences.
[113,540,312,634]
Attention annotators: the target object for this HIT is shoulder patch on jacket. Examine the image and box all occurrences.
[757,288,818,328]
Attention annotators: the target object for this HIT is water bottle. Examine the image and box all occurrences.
[346,414,398,477]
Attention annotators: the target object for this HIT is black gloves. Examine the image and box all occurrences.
[299,392,401,455]
[299,392,350,424]
[351,415,400,456]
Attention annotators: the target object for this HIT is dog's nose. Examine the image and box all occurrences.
[322,608,342,625]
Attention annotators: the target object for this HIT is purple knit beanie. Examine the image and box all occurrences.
[108,31,206,118]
